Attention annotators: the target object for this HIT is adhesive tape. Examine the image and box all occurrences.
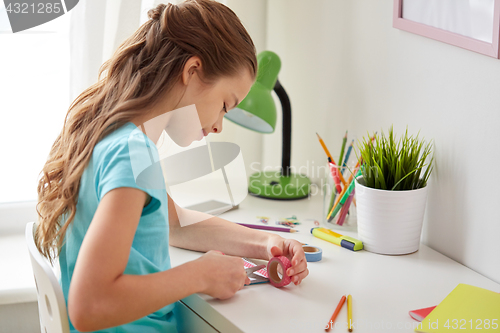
[267,256,292,288]
[302,245,322,262]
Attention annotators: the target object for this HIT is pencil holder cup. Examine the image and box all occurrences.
[322,163,357,231]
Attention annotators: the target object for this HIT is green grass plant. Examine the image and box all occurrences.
[357,126,433,191]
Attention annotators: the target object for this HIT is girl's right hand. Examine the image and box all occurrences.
[196,250,251,299]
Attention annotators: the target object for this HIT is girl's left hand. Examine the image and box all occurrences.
[266,236,309,285]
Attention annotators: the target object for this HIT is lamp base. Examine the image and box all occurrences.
[248,171,311,200]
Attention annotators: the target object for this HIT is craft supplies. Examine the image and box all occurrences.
[338,130,348,170]
[341,140,354,175]
[325,295,346,332]
[327,175,354,222]
[245,264,268,285]
[311,227,363,251]
[256,216,269,224]
[302,245,322,262]
[328,158,342,193]
[275,216,301,227]
[347,294,353,332]
[267,256,292,288]
[336,188,355,226]
[275,220,297,227]
[416,284,500,333]
[237,223,299,233]
[327,173,358,222]
[243,258,269,285]
[316,132,347,186]
[320,131,360,231]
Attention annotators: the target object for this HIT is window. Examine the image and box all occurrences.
[0,3,71,203]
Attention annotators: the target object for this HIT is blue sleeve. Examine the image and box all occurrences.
[95,133,163,216]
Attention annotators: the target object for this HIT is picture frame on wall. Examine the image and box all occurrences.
[393,0,500,58]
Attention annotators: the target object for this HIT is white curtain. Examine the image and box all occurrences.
[69,0,142,101]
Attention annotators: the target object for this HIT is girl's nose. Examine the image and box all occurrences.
[212,116,223,133]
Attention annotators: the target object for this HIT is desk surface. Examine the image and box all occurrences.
[169,192,500,333]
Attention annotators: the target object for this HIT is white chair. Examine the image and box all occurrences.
[25,222,70,333]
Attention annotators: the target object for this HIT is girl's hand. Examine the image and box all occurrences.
[266,236,309,285]
[196,250,251,300]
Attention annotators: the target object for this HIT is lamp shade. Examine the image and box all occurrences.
[224,51,281,133]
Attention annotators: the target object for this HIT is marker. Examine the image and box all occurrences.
[325,295,346,332]
[311,227,363,251]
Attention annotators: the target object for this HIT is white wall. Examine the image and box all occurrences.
[264,0,500,283]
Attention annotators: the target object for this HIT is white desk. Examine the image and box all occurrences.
[170,193,500,333]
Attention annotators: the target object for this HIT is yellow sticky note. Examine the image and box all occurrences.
[416,284,500,332]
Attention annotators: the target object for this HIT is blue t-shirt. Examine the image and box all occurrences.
[59,122,178,333]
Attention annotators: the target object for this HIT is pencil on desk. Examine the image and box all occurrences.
[236,223,298,233]
[325,295,346,332]
[347,294,353,332]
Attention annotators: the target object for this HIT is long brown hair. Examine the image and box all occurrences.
[36,0,257,262]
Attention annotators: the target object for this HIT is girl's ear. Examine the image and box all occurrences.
[181,56,202,85]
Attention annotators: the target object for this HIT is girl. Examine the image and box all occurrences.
[36,1,309,332]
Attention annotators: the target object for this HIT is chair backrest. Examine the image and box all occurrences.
[25,222,70,333]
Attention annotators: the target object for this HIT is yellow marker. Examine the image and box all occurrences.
[311,228,363,251]
[347,294,353,332]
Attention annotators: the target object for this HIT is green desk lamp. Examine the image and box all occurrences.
[225,51,311,200]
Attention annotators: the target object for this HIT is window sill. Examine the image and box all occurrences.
[0,234,37,305]
[0,201,37,235]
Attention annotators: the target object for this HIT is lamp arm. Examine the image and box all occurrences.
[273,79,292,177]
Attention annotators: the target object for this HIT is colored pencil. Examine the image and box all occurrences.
[347,295,353,332]
[341,140,354,175]
[316,132,334,161]
[327,174,357,222]
[236,223,298,233]
[316,133,347,186]
[338,131,348,170]
[337,188,355,226]
[327,166,361,221]
[325,295,346,332]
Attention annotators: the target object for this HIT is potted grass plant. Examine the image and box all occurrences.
[355,127,434,255]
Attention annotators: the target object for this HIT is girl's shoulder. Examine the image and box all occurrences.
[94,122,146,156]
[90,122,163,201]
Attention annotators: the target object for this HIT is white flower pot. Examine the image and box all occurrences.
[354,176,428,255]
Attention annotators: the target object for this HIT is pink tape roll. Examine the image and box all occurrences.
[267,256,292,288]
